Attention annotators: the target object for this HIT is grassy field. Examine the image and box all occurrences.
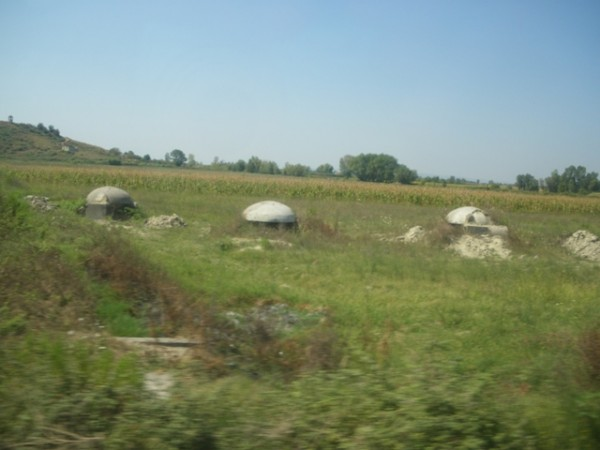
[2,163,600,449]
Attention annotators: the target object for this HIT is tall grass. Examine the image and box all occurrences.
[4,163,600,213]
[2,162,600,448]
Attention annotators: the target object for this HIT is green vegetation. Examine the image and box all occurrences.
[516,166,600,194]
[339,153,418,184]
[1,163,600,448]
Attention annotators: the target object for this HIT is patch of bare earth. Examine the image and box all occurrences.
[563,230,600,262]
[448,234,511,259]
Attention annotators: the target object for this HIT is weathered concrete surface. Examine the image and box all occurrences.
[243,201,296,224]
[85,186,136,220]
[446,206,492,226]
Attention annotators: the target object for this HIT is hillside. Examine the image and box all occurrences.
[0,120,141,165]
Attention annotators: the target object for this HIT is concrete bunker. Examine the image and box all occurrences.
[445,206,508,237]
[446,206,492,226]
[242,200,297,228]
[85,186,136,220]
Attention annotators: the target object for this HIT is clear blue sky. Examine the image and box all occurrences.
[1,0,599,182]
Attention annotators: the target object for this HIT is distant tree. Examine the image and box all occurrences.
[143,154,151,162]
[584,171,600,192]
[123,150,140,160]
[48,125,60,137]
[283,163,311,177]
[229,159,246,172]
[545,170,560,193]
[395,164,418,184]
[246,156,262,173]
[545,165,599,194]
[36,123,47,133]
[8,115,13,123]
[516,173,539,191]
[347,153,398,183]
[164,152,172,163]
[315,163,334,175]
[188,154,197,167]
[170,149,187,167]
[339,155,355,178]
[108,147,122,157]
[259,160,280,175]
[210,156,232,171]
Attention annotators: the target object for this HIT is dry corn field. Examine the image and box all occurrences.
[4,163,600,213]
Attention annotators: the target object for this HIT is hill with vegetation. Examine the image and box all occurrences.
[0,120,145,165]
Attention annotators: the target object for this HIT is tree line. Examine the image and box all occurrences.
[165,150,337,177]
[516,166,600,194]
[162,150,419,184]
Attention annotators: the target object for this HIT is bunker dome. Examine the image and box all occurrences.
[85,186,136,220]
[243,201,296,226]
[446,206,492,226]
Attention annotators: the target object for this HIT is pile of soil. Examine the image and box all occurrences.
[144,214,186,228]
[377,225,426,243]
[448,234,511,259]
[563,230,600,262]
[25,195,56,212]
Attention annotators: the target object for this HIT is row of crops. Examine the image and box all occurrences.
[3,164,600,213]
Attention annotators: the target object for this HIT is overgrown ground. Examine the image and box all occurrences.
[2,164,600,449]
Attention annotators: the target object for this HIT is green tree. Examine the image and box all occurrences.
[170,149,187,167]
[395,164,418,184]
[259,160,280,175]
[229,160,246,172]
[339,155,355,178]
[283,163,311,177]
[348,153,399,183]
[545,170,560,192]
[545,165,599,194]
[516,173,539,191]
[315,163,334,175]
[246,156,262,173]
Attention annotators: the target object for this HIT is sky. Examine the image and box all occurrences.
[1,0,599,182]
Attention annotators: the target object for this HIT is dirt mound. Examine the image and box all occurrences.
[377,226,426,243]
[145,214,186,228]
[24,195,56,212]
[563,230,600,262]
[448,234,511,259]
[402,225,426,243]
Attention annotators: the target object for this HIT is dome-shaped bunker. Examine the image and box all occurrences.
[85,186,136,220]
[243,201,296,227]
[445,206,492,226]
